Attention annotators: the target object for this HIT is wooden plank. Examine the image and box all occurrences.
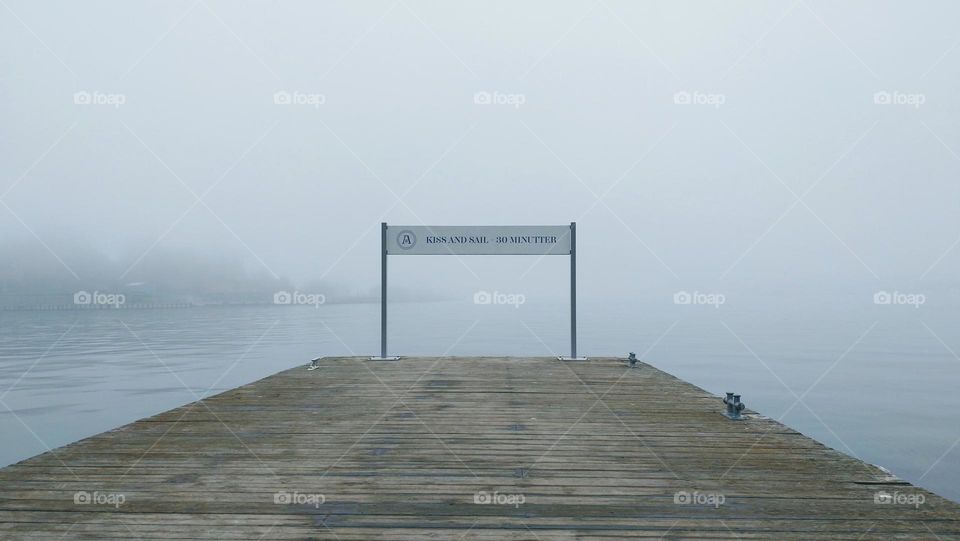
[1,356,958,540]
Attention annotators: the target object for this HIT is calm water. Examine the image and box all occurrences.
[1,298,958,502]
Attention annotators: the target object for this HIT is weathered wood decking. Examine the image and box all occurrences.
[1,356,959,539]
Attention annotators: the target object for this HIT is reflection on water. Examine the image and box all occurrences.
[1,298,958,502]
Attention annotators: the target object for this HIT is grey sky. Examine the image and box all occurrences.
[3,1,960,299]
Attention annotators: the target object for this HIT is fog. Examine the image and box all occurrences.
[3,1,960,305]
[7,0,960,518]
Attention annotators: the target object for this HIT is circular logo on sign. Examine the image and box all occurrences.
[396,230,417,250]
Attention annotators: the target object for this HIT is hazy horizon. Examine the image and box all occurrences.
[4,1,960,306]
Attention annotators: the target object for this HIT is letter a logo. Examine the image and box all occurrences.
[396,230,417,250]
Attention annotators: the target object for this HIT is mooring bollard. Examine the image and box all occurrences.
[723,392,745,420]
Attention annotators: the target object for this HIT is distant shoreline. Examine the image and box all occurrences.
[0,297,459,312]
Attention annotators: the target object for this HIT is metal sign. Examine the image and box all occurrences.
[374,223,583,361]
[386,225,571,255]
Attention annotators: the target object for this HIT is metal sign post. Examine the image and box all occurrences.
[374,223,397,360]
[372,223,584,361]
[569,221,579,360]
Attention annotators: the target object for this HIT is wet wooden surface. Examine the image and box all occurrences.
[1,356,958,539]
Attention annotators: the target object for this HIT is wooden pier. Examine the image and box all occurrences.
[2,356,959,539]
